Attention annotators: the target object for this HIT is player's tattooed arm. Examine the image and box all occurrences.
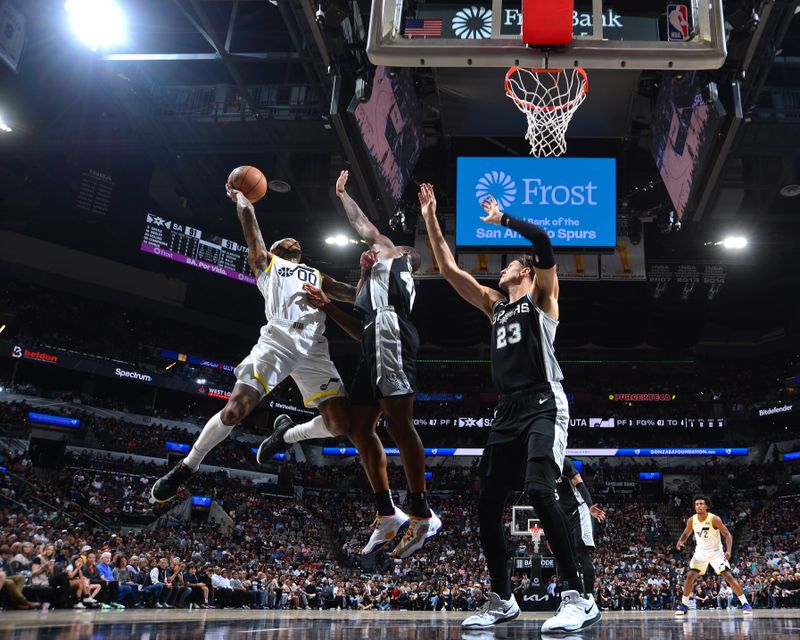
[418,183,504,320]
[227,184,270,273]
[304,284,363,341]
[335,170,396,252]
[320,274,356,304]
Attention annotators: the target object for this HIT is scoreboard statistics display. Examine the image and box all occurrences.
[140,213,255,285]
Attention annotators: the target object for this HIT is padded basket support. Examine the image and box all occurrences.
[522,0,574,47]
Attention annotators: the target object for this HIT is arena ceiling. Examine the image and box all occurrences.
[0,0,799,352]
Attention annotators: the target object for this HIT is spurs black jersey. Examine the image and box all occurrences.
[354,255,416,319]
[490,293,564,394]
[555,458,582,512]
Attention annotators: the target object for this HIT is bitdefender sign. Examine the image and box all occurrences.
[456,157,616,250]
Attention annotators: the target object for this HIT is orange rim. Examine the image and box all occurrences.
[504,66,589,112]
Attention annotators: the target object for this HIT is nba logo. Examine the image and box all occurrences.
[667,4,690,41]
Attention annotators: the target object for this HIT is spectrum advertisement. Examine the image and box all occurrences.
[456,157,616,250]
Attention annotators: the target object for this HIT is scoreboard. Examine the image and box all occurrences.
[140,213,255,285]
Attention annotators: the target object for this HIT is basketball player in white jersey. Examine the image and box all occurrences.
[674,495,752,615]
[150,186,356,502]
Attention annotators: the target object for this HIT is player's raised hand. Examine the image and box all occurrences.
[226,184,249,207]
[480,196,503,225]
[360,250,378,272]
[303,283,330,309]
[418,183,437,220]
[676,539,685,551]
[335,170,349,196]
[589,504,606,524]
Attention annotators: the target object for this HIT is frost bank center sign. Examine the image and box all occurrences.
[456,157,617,250]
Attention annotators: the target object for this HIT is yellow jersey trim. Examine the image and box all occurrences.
[304,387,339,407]
[264,254,276,274]
[252,371,270,395]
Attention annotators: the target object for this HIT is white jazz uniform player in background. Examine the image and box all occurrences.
[674,495,752,615]
[151,186,357,503]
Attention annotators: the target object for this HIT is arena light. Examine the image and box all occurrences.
[0,324,6,333]
[65,0,126,51]
[0,115,11,133]
[721,235,748,249]
[325,234,357,246]
[196,378,207,385]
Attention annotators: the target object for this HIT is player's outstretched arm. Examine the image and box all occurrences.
[335,170,396,252]
[676,517,694,550]
[304,283,363,342]
[480,196,559,320]
[418,183,504,320]
[320,275,356,304]
[227,185,270,273]
[712,515,735,559]
[569,472,606,523]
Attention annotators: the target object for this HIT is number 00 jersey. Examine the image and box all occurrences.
[490,293,564,394]
[692,513,723,552]
[257,254,326,337]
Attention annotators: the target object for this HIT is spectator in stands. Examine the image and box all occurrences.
[150,557,175,608]
[168,559,192,608]
[184,565,210,608]
[30,543,70,609]
[66,556,99,607]
[113,555,141,607]
[97,551,124,609]
[0,568,41,609]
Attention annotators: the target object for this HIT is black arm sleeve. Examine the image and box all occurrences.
[501,213,556,269]
[575,481,593,506]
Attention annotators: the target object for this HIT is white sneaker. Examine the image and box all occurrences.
[361,508,410,555]
[541,590,601,634]
[461,592,520,629]
[391,511,442,559]
[83,597,97,604]
[73,602,86,609]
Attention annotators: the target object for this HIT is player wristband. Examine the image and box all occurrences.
[575,481,593,507]
[499,213,556,269]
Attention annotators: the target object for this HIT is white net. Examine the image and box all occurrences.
[504,67,588,157]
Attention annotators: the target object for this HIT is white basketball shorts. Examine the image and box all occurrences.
[689,547,730,575]
[234,320,346,408]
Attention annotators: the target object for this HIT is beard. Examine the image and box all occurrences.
[273,246,301,261]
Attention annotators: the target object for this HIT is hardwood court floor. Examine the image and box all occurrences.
[1,608,798,639]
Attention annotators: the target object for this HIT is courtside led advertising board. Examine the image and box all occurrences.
[456,157,616,250]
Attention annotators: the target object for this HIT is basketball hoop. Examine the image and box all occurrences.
[529,524,544,554]
[504,66,588,157]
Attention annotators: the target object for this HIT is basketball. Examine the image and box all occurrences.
[228,165,268,203]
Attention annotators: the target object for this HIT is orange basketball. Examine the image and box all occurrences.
[228,165,268,203]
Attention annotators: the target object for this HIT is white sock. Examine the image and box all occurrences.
[738,594,747,605]
[682,595,690,606]
[182,411,234,470]
[284,415,333,444]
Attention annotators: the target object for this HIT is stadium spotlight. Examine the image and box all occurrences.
[0,115,11,133]
[325,234,358,246]
[721,236,748,249]
[196,378,207,385]
[65,0,126,51]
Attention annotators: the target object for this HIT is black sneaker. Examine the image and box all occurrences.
[150,462,194,503]
[256,414,294,464]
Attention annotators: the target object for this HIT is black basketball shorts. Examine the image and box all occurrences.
[349,308,419,406]
[477,381,569,491]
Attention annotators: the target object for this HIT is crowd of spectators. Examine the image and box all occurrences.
[2,441,800,613]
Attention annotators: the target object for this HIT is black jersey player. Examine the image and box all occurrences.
[419,184,600,634]
[555,458,606,600]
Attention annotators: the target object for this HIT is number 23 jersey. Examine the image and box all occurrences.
[490,293,564,393]
[257,254,325,337]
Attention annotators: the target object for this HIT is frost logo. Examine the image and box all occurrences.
[453,6,492,39]
[725,448,731,455]
[475,171,516,208]
[634,449,641,455]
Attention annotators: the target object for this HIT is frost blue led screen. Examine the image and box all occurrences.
[456,157,616,250]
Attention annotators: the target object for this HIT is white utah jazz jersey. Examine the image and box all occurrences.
[256,254,325,337]
[692,513,723,552]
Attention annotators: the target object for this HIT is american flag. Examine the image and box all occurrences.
[404,18,443,37]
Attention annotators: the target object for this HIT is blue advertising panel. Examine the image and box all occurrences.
[456,157,616,249]
[28,412,80,429]
[191,496,212,507]
[639,472,662,480]
[165,442,191,454]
